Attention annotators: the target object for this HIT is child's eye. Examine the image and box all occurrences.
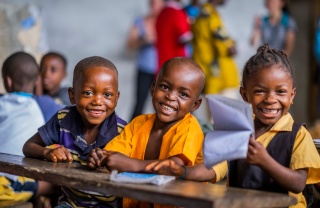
[83,91,93,96]
[160,85,169,90]
[254,89,264,94]
[179,92,188,98]
[104,92,112,97]
[277,90,287,94]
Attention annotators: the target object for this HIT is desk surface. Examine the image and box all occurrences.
[0,153,297,208]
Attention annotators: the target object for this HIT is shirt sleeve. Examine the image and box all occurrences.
[212,161,228,182]
[104,117,139,156]
[38,113,61,146]
[287,16,297,33]
[165,116,204,166]
[176,10,192,43]
[291,126,320,184]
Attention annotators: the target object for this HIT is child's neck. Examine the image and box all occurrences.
[82,124,100,146]
[254,120,274,139]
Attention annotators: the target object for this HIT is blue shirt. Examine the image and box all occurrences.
[38,106,127,207]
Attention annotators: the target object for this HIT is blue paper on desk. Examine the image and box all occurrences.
[203,95,254,169]
[110,170,175,186]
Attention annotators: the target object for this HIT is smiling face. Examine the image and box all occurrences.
[40,55,66,96]
[151,60,203,126]
[240,66,295,128]
[68,66,119,127]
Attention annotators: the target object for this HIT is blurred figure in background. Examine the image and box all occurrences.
[250,0,297,57]
[156,0,192,75]
[127,0,164,121]
[40,52,71,106]
[192,0,239,98]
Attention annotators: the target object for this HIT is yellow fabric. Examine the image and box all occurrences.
[0,176,33,202]
[192,3,239,94]
[105,113,204,166]
[105,113,204,208]
[255,113,320,208]
[212,161,228,182]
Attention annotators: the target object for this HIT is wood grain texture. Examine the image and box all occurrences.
[0,153,297,208]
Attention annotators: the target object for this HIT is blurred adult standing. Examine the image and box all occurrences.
[156,0,192,75]
[192,0,239,96]
[250,0,297,57]
[127,0,164,120]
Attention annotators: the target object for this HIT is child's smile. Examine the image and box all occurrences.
[241,66,296,127]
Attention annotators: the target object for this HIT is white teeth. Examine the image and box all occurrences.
[161,104,174,112]
[261,109,278,114]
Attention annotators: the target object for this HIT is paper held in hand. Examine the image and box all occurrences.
[203,95,254,169]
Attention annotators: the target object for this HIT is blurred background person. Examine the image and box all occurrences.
[127,0,164,121]
[156,0,192,75]
[192,0,239,98]
[250,0,297,57]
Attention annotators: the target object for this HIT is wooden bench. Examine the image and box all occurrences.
[0,153,297,208]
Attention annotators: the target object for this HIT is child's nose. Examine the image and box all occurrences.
[93,95,103,105]
[265,92,276,103]
[165,91,177,100]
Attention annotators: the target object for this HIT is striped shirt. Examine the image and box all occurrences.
[38,106,127,207]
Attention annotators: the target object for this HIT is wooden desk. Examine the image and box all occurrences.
[0,153,297,208]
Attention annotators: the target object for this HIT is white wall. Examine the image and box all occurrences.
[0,0,266,122]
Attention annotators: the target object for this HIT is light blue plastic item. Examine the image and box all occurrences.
[110,170,175,186]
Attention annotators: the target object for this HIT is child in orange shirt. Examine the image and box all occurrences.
[88,57,226,207]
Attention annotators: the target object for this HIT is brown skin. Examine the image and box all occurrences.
[40,56,66,96]
[147,66,308,194]
[87,58,205,172]
[23,66,119,162]
[240,66,307,194]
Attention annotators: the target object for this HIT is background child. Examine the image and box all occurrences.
[40,52,71,106]
[250,0,297,57]
[0,51,59,207]
[147,44,320,208]
[87,57,226,208]
[23,56,127,208]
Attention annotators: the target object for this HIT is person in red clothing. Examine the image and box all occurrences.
[156,0,192,75]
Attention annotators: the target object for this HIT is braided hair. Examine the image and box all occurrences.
[241,44,295,88]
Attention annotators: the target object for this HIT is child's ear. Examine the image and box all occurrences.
[190,96,202,113]
[291,87,296,102]
[4,76,12,92]
[68,87,75,104]
[240,87,248,102]
[150,81,156,95]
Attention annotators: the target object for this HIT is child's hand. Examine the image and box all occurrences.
[105,151,130,172]
[246,137,270,166]
[44,146,73,163]
[87,148,108,169]
[145,159,184,178]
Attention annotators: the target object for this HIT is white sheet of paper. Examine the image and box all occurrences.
[203,95,254,168]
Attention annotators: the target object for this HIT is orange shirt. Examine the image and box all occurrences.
[105,113,204,165]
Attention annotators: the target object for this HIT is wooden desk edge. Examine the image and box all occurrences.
[0,153,297,208]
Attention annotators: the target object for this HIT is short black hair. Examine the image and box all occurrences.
[72,56,118,87]
[2,51,39,91]
[158,57,205,96]
[40,52,67,69]
[241,44,295,88]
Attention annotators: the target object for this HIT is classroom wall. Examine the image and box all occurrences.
[0,0,312,124]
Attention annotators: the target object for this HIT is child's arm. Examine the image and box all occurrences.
[247,137,308,193]
[145,159,219,182]
[23,133,73,162]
